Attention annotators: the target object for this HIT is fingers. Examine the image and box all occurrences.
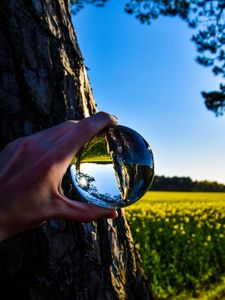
[50,195,118,222]
[49,112,118,168]
[33,120,78,142]
[0,121,79,173]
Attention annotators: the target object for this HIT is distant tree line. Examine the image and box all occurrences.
[151,176,225,192]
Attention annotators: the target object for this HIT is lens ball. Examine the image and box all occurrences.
[70,125,154,208]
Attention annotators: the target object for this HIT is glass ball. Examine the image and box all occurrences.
[70,125,154,208]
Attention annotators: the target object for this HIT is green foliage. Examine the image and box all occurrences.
[152,175,225,192]
[75,134,110,163]
[70,0,107,14]
[71,0,225,116]
[202,85,225,117]
[126,191,225,299]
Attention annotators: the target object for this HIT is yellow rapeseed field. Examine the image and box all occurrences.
[125,191,225,300]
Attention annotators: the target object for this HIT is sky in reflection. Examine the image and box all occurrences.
[76,163,120,196]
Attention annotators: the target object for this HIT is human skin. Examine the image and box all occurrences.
[0,112,118,241]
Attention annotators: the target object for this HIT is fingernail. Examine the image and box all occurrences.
[111,115,119,125]
[113,210,118,218]
[108,209,118,219]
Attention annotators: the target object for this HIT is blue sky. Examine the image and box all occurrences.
[72,1,225,184]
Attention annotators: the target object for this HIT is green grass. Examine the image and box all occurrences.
[125,191,225,299]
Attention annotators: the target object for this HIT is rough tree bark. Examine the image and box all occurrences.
[0,1,152,299]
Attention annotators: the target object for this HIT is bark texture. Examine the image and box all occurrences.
[0,1,152,299]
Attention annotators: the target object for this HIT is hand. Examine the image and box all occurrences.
[0,112,118,241]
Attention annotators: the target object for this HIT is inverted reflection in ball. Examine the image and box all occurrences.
[70,125,154,208]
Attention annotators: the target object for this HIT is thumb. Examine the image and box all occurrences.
[51,196,118,222]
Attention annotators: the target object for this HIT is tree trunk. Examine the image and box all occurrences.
[0,1,152,299]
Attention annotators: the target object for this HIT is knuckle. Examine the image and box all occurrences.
[97,111,110,118]
[96,111,113,123]
[20,136,37,153]
[58,120,78,132]
[88,112,116,131]
[65,120,78,126]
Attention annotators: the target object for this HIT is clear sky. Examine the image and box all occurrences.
[72,1,225,184]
